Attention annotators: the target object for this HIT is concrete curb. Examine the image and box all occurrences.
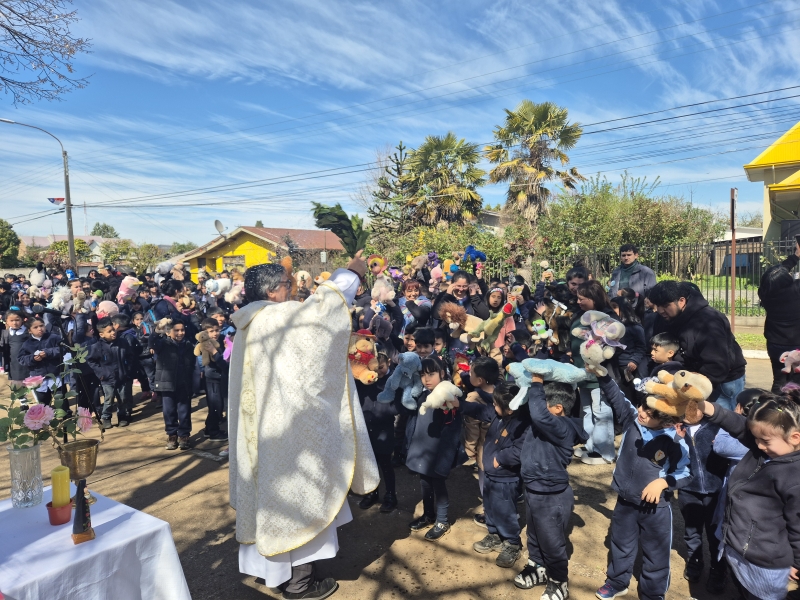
[743,350,769,360]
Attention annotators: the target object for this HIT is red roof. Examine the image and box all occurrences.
[240,227,344,251]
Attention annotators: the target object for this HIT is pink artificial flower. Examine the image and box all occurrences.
[22,375,45,389]
[23,404,54,431]
[76,407,93,433]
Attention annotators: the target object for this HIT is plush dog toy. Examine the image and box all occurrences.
[50,286,73,312]
[419,381,463,415]
[314,271,331,287]
[194,331,220,367]
[371,276,396,303]
[409,255,427,278]
[506,359,589,410]
[295,270,312,289]
[644,370,713,418]
[438,301,484,342]
[571,310,626,376]
[463,245,487,263]
[377,351,423,409]
[170,262,186,282]
[780,350,800,373]
[348,330,379,385]
[154,317,172,335]
[224,281,244,305]
[280,256,297,298]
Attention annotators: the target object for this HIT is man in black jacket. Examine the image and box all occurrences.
[649,281,746,410]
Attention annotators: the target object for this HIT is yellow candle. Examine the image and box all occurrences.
[51,466,71,508]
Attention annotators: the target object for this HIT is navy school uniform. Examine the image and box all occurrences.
[598,375,691,600]
[356,375,403,496]
[520,383,588,583]
[460,399,530,547]
[405,387,464,523]
[202,334,229,437]
[149,334,196,437]
[17,332,63,378]
[86,337,136,422]
[1,325,30,382]
[678,418,728,574]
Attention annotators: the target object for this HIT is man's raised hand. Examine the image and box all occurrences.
[347,249,367,279]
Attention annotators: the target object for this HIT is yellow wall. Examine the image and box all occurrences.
[186,233,275,282]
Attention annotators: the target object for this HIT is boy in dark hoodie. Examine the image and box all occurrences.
[199,318,228,442]
[86,317,134,428]
[513,378,587,600]
[462,382,530,570]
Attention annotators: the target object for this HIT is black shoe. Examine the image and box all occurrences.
[101,419,113,430]
[165,435,178,450]
[208,432,228,442]
[706,566,727,595]
[424,521,450,541]
[684,559,703,583]
[514,561,548,589]
[178,436,192,450]
[541,577,569,600]
[473,513,487,529]
[495,541,522,568]
[516,492,525,504]
[473,533,502,554]
[358,491,379,510]
[118,420,129,427]
[409,515,435,531]
[282,577,339,600]
[379,492,397,513]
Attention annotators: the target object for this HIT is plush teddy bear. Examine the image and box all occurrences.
[506,359,589,409]
[410,255,427,278]
[50,286,73,312]
[438,301,484,341]
[377,351,423,410]
[348,330,379,385]
[463,245,486,262]
[571,310,627,376]
[224,281,244,305]
[371,276,396,303]
[419,381,463,415]
[780,349,800,373]
[429,265,443,294]
[170,262,186,282]
[280,256,297,298]
[644,370,713,417]
[179,294,197,312]
[73,291,89,314]
[154,317,172,335]
[295,270,312,289]
[194,331,220,366]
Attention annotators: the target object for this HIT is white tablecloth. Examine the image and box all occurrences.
[0,486,191,600]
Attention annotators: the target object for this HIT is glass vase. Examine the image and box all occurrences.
[7,444,43,508]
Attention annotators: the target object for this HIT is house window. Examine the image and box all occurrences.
[223,255,246,273]
[197,258,206,269]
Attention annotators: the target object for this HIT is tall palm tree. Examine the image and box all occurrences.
[485,100,584,222]
[402,132,486,227]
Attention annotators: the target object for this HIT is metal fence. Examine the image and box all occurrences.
[481,240,799,316]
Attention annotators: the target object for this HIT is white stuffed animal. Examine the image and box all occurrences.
[419,381,463,415]
[224,280,244,305]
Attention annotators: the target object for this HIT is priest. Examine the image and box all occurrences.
[228,250,379,600]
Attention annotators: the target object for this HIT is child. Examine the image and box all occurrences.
[412,327,435,359]
[17,316,64,407]
[514,378,587,600]
[1,309,30,385]
[199,317,228,442]
[111,313,143,411]
[647,333,683,377]
[697,390,800,600]
[677,400,729,594]
[86,317,134,428]
[132,312,156,402]
[405,357,463,541]
[609,297,647,381]
[206,306,235,337]
[464,357,499,523]
[150,319,196,450]
[403,323,417,353]
[462,382,529,569]
[356,353,400,513]
[594,374,691,600]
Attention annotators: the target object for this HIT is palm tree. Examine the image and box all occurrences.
[485,100,584,222]
[402,132,486,227]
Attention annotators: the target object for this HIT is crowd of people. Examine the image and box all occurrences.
[1,240,799,600]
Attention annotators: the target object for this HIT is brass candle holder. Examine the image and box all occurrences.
[58,439,99,505]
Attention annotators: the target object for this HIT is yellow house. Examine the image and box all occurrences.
[181,226,344,282]
[743,120,800,241]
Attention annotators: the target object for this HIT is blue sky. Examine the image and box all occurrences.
[1,0,799,246]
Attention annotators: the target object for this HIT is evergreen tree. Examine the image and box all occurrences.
[367,142,413,247]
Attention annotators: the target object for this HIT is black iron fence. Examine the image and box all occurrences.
[481,240,799,316]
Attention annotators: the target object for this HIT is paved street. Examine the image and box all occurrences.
[1,359,795,600]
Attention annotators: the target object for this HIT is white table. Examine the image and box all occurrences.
[0,487,191,600]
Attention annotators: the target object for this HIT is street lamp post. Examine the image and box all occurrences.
[0,118,77,269]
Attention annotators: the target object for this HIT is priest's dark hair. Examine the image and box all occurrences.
[245,264,286,302]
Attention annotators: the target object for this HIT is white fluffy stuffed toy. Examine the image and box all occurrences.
[418,381,463,415]
[154,261,174,286]
[224,280,244,305]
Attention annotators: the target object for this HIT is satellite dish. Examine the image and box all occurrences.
[214,220,225,235]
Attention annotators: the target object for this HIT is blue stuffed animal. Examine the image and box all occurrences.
[377,352,423,410]
[506,358,590,410]
[464,245,487,262]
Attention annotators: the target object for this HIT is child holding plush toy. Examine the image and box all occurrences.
[198,318,228,442]
[405,357,463,542]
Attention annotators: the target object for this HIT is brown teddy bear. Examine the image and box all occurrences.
[644,370,713,417]
[348,330,379,385]
[194,331,220,366]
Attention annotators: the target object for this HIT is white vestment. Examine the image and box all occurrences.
[228,269,379,584]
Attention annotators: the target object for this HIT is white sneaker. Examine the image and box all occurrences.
[581,452,613,465]
[541,578,569,600]
[573,446,588,459]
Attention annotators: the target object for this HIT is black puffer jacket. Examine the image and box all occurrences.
[653,292,746,401]
[710,405,800,570]
[149,334,194,394]
[758,253,800,346]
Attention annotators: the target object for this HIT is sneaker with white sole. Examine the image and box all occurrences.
[582,452,613,465]
[541,578,569,600]
[573,446,588,459]
[514,560,548,589]
[595,583,628,599]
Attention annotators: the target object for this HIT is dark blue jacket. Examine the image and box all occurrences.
[681,418,727,495]
[149,334,195,394]
[86,338,130,386]
[117,328,143,379]
[647,360,684,378]
[461,400,530,482]
[405,387,463,478]
[356,375,403,456]
[616,322,648,376]
[599,375,691,506]
[520,383,588,493]
[17,332,63,377]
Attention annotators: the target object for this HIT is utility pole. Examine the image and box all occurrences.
[730,188,738,333]
[0,118,77,269]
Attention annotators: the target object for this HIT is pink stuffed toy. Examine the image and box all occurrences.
[780,350,800,373]
[116,276,141,303]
